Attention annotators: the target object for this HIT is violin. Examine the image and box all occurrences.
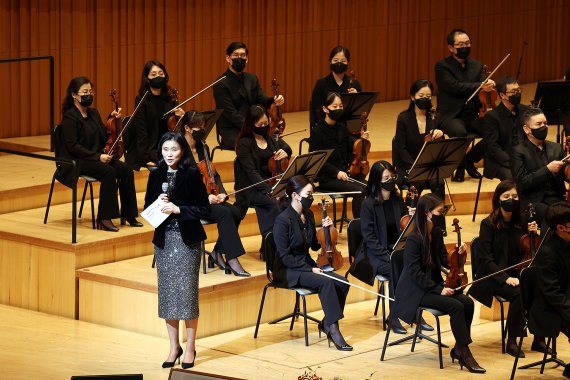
[267,133,290,186]
[316,198,343,271]
[478,65,500,119]
[518,203,541,273]
[399,186,418,230]
[349,70,356,86]
[268,77,286,136]
[166,88,182,132]
[196,141,219,196]
[445,218,468,289]
[423,107,442,142]
[104,89,124,159]
[348,112,371,177]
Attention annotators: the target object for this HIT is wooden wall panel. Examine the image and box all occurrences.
[0,0,569,139]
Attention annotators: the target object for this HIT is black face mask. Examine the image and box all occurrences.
[300,195,314,210]
[330,62,348,75]
[78,94,94,107]
[191,129,206,142]
[380,178,396,192]
[231,57,247,72]
[531,126,548,141]
[500,198,519,213]
[508,93,521,106]
[326,108,344,121]
[254,126,268,136]
[455,46,470,59]
[414,98,432,111]
[149,76,166,89]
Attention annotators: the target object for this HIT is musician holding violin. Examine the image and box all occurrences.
[468,180,550,357]
[435,28,492,182]
[310,46,362,128]
[125,60,185,170]
[393,193,485,374]
[234,105,292,250]
[60,76,141,232]
[309,92,367,218]
[182,111,249,277]
[273,175,351,351]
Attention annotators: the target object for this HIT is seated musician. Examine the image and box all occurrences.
[529,201,570,378]
[60,76,141,232]
[393,193,485,374]
[213,41,285,150]
[510,108,566,231]
[309,91,367,218]
[234,105,292,253]
[273,175,351,351]
[483,76,530,179]
[125,60,185,170]
[309,46,362,128]
[469,180,549,357]
[182,111,249,276]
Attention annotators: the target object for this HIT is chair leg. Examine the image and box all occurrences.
[78,180,88,218]
[472,176,483,222]
[436,317,443,369]
[380,281,387,330]
[500,301,506,354]
[510,334,525,380]
[380,323,392,361]
[151,255,156,268]
[44,176,56,224]
[301,295,309,346]
[290,294,300,330]
[88,181,95,229]
[411,312,421,352]
[339,197,348,233]
[540,337,551,374]
[254,284,270,339]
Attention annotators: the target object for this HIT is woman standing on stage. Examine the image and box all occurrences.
[273,175,352,350]
[234,105,292,252]
[393,193,485,374]
[469,179,549,357]
[309,91,367,218]
[144,132,211,369]
[60,76,141,232]
[125,60,185,170]
[182,111,249,276]
[310,46,362,127]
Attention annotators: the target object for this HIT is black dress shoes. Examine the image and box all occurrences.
[389,317,407,335]
[121,217,143,227]
[563,363,570,378]
[451,168,465,182]
[97,219,119,232]
[466,162,482,179]
[506,339,525,358]
[419,317,434,332]
[531,340,553,354]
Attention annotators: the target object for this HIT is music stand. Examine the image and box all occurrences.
[201,109,224,140]
[341,92,379,133]
[533,81,570,144]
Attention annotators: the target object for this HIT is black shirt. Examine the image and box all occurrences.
[382,201,398,247]
[310,72,362,127]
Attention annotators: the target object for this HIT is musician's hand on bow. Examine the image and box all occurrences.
[217,194,227,203]
[337,171,349,181]
[273,149,288,160]
[99,154,112,164]
[208,194,220,205]
[482,79,496,92]
[547,160,564,173]
[506,277,520,287]
[312,267,323,274]
[173,107,185,118]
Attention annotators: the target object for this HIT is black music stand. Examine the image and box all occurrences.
[201,109,224,140]
[533,81,570,143]
[341,92,379,133]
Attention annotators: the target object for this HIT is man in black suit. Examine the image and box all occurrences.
[213,41,285,149]
[529,202,570,378]
[435,28,495,182]
[483,76,530,180]
[510,108,566,230]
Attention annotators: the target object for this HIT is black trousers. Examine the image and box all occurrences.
[419,292,474,346]
[296,270,349,327]
[494,283,525,338]
[206,202,245,260]
[219,127,239,150]
[236,190,280,236]
[318,178,365,218]
[442,116,485,165]
[80,159,138,220]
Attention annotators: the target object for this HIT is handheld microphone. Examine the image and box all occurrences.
[162,182,168,193]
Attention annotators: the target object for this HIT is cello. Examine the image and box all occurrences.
[445,218,468,289]
[399,186,418,230]
[105,89,124,159]
[316,198,343,271]
[348,112,371,177]
[518,203,541,273]
[268,77,286,136]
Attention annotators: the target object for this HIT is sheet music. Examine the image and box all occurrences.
[140,198,169,228]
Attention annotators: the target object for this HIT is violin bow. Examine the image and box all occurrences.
[317,271,394,301]
[162,76,226,118]
[466,53,511,105]
[108,90,150,154]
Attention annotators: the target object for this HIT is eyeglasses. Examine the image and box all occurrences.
[505,88,522,95]
[381,175,398,182]
[453,41,471,48]
[77,90,95,95]
[230,54,247,59]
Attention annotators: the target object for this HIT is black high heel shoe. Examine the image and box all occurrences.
[326,332,353,351]
[120,217,143,227]
[181,351,196,369]
[326,323,353,351]
[97,219,119,232]
[226,258,251,277]
[450,346,486,374]
[162,346,183,368]
[207,251,226,270]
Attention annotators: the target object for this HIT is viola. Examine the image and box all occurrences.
[478,65,500,119]
[445,218,468,289]
[348,112,371,177]
[104,89,124,159]
[196,141,219,196]
[267,133,290,186]
[518,203,541,273]
[399,186,418,230]
[268,77,286,136]
[166,88,183,132]
[423,107,443,142]
[316,198,343,271]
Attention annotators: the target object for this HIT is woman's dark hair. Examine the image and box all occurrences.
[157,132,192,169]
[278,175,313,210]
[412,193,443,268]
[184,110,205,129]
[138,60,171,99]
[62,76,91,114]
[226,41,248,56]
[487,179,521,229]
[321,91,341,120]
[365,160,398,204]
[235,104,269,150]
[406,79,434,111]
[329,46,351,62]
